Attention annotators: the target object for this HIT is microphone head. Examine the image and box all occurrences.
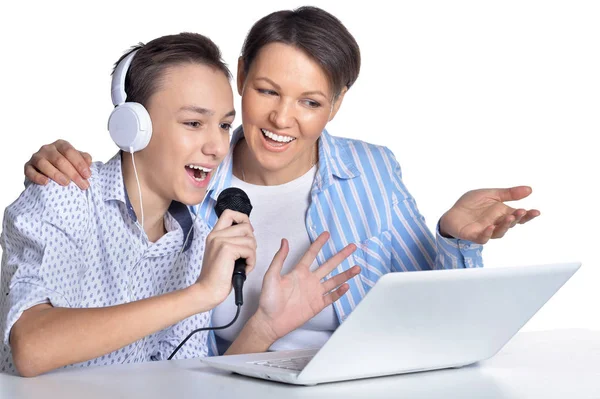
[215,187,252,218]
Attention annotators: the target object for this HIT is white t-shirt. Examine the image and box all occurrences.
[211,165,339,351]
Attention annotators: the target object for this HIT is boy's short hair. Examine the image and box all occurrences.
[114,32,231,108]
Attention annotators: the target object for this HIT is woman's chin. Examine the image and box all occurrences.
[247,143,291,171]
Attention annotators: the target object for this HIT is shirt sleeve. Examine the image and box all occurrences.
[0,182,87,346]
[382,147,484,271]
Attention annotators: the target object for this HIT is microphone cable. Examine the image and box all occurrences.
[167,304,241,360]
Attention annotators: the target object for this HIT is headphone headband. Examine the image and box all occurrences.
[111,49,138,106]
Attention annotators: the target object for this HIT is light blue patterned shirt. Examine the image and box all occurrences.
[199,127,484,354]
[0,153,211,375]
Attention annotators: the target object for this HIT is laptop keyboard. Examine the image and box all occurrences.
[249,355,314,371]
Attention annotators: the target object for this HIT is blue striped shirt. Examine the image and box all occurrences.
[198,127,483,354]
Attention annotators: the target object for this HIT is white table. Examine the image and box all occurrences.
[1,329,599,398]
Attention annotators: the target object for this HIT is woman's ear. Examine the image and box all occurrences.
[237,57,246,96]
[329,86,348,121]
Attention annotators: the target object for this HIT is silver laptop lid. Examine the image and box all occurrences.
[296,262,581,384]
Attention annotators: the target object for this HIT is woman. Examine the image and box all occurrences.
[0,32,358,376]
[23,7,539,355]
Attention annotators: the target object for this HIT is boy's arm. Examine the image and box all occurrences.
[10,285,210,377]
[2,180,255,376]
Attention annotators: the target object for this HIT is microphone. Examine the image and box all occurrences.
[214,187,253,306]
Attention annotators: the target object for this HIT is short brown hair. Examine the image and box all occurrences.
[114,32,231,107]
[241,6,361,98]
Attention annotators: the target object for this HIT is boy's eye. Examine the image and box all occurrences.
[185,121,202,128]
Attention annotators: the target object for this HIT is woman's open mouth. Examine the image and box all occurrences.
[260,128,296,151]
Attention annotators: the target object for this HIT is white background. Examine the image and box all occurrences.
[0,0,598,332]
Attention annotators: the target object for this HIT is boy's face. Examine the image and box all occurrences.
[140,63,234,206]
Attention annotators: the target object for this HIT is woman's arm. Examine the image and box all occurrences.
[381,147,538,270]
[24,139,92,190]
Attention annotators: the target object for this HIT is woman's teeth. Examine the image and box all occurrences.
[261,129,295,143]
[186,164,211,181]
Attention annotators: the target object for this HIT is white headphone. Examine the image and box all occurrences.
[107,50,153,153]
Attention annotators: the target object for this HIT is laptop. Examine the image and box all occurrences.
[201,262,581,385]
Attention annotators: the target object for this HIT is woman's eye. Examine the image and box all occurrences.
[220,123,232,131]
[303,99,321,108]
[257,88,278,96]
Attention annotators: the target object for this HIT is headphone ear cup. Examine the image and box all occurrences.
[108,102,152,152]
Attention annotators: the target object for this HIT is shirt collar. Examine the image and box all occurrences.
[99,152,127,203]
[313,128,360,193]
[99,151,194,252]
[203,126,361,202]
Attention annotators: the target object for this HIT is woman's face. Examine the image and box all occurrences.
[238,43,345,181]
